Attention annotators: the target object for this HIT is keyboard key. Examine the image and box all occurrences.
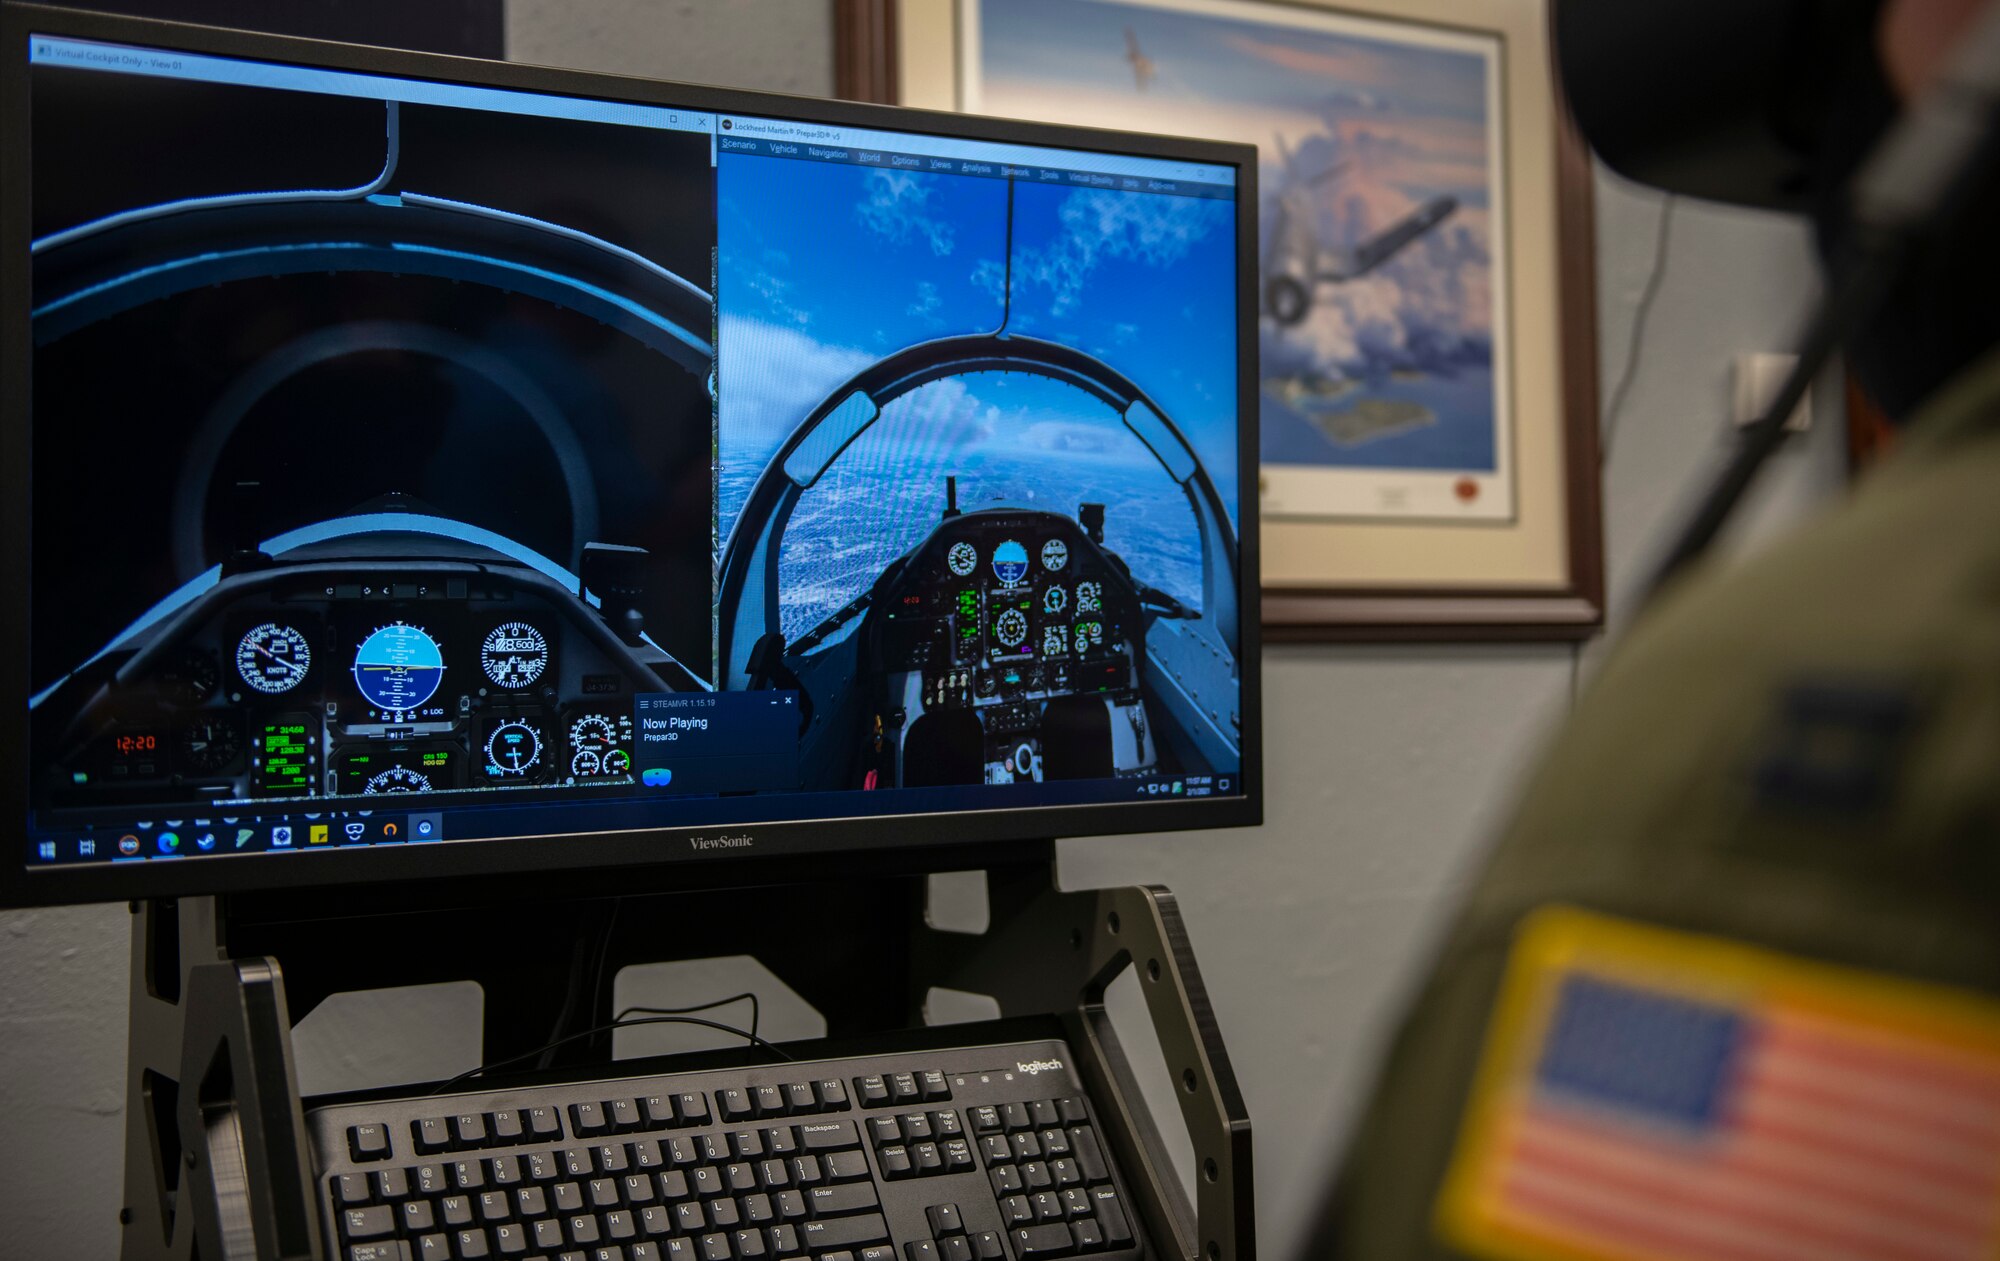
[349,1123,393,1162]
[1050,1159,1080,1188]
[700,1134,732,1163]
[439,1196,474,1228]
[401,1201,436,1234]
[940,1237,973,1261]
[860,1247,896,1261]
[490,1110,526,1144]
[1089,1188,1131,1245]
[677,1092,712,1127]
[981,1137,1012,1165]
[477,1190,512,1222]
[532,1220,564,1251]
[642,1095,678,1129]
[918,1072,951,1102]
[1011,1224,1074,1259]
[414,1118,451,1154]
[1039,1130,1069,1158]
[711,1198,744,1228]
[742,1193,775,1225]
[904,1115,935,1143]
[569,1214,603,1245]
[774,1189,806,1221]
[491,1222,529,1256]
[342,1205,396,1241]
[1000,1196,1031,1228]
[1028,1101,1058,1130]
[799,1213,890,1251]
[677,1202,709,1233]
[786,1082,818,1113]
[933,1112,964,1139]
[790,1156,822,1187]
[610,1098,643,1132]
[526,1107,564,1141]
[607,1209,639,1240]
[868,1117,902,1146]
[926,1204,963,1236]
[990,1168,1023,1196]
[376,1168,411,1201]
[626,1173,660,1204]
[563,1149,594,1179]
[822,1151,870,1183]
[452,1113,489,1148]
[806,1183,880,1217]
[759,1159,790,1189]
[660,1170,691,1200]
[414,1164,448,1196]
[589,1178,622,1210]
[598,1144,633,1174]
[345,1244,410,1261]
[971,1232,1004,1261]
[699,1232,732,1261]
[1069,1129,1108,1185]
[1020,1162,1051,1192]
[764,1127,800,1158]
[515,1186,548,1219]
[417,1235,450,1261]
[634,1244,664,1261]
[489,1155,523,1187]
[1009,1133,1041,1162]
[754,1085,787,1117]
[641,1204,676,1236]
[336,1173,372,1206]
[905,1242,939,1261]
[877,1146,913,1180]
[524,1152,561,1182]
[732,1130,765,1160]
[912,1144,942,1175]
[573,1102,611,1137]
[1069,1220,1103,1253]
[735,1227,769,1259]
[817,1080,851,1111]
[941,1140,974,1173]
[633,1139,665,1170]
[888,1075,921,1105]
[456,1228,490,1259]
[1056,1099,1087,1125]
[1000,1104,1030,1133]
[969,1107,1002,1135]
[1059,1190,1091,1220]
[854,1076,890,1108]
[725,1162,759,1194]
[1032,1192,1065,1223]
[691,1167,723,1198]
[668,1137,701,1166]
[768,1223,801,1255]
[796,1128,860,1152]
[554,1183,586,1214]
[452,1159,485,1191]
[719,1088,754,1122]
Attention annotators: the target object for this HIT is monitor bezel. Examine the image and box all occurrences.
[0,0,1263,909]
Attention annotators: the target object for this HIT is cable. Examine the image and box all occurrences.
[616,992,762,1041]
[537,899,622,1071]
[427,1014,793,1098]
[1598,195,1677,464]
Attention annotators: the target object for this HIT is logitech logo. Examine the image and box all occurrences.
[690,833,754,851]
[1016,1058,1064,1075]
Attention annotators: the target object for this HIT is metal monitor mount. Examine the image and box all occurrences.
[113,843,1254,1261]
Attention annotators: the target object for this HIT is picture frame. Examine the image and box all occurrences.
[836,0,1603,641]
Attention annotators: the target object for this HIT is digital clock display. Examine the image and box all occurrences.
[113,733,158,757]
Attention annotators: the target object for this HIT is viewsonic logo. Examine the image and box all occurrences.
[1016,1058,1065,1075]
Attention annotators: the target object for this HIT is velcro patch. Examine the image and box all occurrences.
[1436,906,2000,1261]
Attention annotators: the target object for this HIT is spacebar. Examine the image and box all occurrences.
[799,1214,891,1251]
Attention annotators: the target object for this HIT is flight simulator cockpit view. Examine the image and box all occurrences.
[21,36,1247,868]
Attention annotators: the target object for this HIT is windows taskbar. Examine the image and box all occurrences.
[23,772,1240,867]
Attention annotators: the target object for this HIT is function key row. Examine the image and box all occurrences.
[411,1107,567,1157]
[853,1071,950,1109]
[574,1092,715,1138]
[717,1079,852,1123]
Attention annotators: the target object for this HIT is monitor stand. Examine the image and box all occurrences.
[112,843,1254,1261]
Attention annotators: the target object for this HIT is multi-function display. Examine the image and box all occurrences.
[20,34,1247,874]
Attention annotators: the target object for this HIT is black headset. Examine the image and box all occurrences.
[1557,0,2000,602]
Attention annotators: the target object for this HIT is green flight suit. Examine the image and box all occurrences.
[1313,348,2000,1258]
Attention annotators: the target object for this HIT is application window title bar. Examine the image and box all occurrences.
[719,114,1236,192]
[30,36,715,135]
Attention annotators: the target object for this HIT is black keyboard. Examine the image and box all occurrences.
[310,1038,1145,1261]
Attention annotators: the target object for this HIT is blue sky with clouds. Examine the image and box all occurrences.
[715,153,1240,624]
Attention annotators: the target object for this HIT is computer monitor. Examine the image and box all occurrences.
[1,2,1261,906]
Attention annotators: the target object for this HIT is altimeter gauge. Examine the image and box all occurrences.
[482,621,549,688]
[947,541,978,577]
[1041,538,1068,571]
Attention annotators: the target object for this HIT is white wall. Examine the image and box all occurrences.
[0,7,1850,1256]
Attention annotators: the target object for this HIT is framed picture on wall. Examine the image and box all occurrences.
[836,0,1604,641]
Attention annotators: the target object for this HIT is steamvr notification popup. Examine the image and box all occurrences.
[633,693,800,794]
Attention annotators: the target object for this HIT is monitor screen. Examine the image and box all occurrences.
[5,8,1258,902]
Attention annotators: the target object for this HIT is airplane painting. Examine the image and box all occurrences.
[968,0,1515,522]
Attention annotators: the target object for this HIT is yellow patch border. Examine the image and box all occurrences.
[1433,905,2000,1261]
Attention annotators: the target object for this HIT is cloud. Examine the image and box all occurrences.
[1220,31,1399,87]
[855,170,956,256]
[717,315,875,455]
[906,281,944,327]
[989,189,1229,318]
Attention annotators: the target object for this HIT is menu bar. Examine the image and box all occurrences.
[718,114,1236,195]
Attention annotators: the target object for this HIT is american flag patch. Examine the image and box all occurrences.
[1435,907,2000,1261]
